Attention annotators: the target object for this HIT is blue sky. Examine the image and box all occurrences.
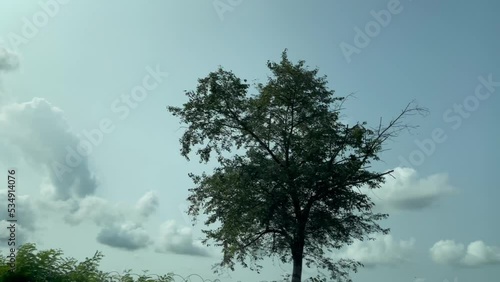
[0,0,499,281]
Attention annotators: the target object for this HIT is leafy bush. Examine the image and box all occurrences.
[0,243,174,282]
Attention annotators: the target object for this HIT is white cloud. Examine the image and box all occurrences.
[60,194,161,251]
[155,220,210,257]
[63,195,124,227]
[334,234,415,267]
[61,192,162,228]
[430,240,500,267]
[0,98,97,201]
[136,191,159,218]
[429,240,464,265]
[97,222,151,251]
[363,167,454,211]
[35,184,161,252]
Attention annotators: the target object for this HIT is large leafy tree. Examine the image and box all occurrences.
[168,50,425,282]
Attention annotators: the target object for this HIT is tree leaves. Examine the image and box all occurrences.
[0,243,174,282]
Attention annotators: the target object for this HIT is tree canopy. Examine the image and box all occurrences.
[168,49,425,282]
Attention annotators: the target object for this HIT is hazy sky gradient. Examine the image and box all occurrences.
[0,1,499,281]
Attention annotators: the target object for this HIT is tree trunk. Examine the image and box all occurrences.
[291,235,305,282]
[291,251,303,282]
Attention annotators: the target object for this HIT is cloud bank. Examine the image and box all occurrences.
[97,222,151,251]
[363,167,454,211]
[155,220,210,257]
[430,240,500,267]
[334,234,415,267]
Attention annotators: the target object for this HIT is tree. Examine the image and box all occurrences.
[0,243,107,282]
[0,243,174,282]
[167,50,426,282]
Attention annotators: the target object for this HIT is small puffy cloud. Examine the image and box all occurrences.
[430,240,500,267]
[97,222,151,251]
[0,47,19,72]
[335,234,415,267]
[135,191,159,218]
[363,167,454,211]
[429,240,464,265]
[63,192,161,227]
[462,241,500,267]
[0,98,98,200]
[155,220,209,257]
[63,195,123,227]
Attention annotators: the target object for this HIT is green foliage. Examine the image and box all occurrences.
[0,243,174,282]
[168,49,426,281]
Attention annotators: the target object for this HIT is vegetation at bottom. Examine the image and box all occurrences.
[0,243,175,282]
